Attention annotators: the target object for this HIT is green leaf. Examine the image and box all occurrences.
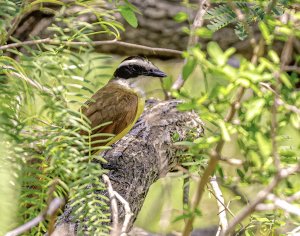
[182,57,197,81]
[236,169,245,180]
[245,99,265,122]
[279,73,292,88]
[196,27,213,39]
[268,50,280,64]
[124,0,141,14]
[174,12,188,23]
[259,22,272,45]
[207,42,226,66]
[119,6,138,28]
[255,132,271,157]
[218,120,231,142]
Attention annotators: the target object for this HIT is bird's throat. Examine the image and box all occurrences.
[114,77,147,98]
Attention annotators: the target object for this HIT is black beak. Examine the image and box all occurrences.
[149,69,167,78]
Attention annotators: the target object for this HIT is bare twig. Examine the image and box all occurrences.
[288,226,300,235]
[286,190,300,202]
[0,38,183,57]
[102,174,134,235]
[209,176,228,235]
[102,174,119,236]
[171,0,209,91]
[256,193,300,216]
[47,179,62,235]
[224,164,300,235]
[282,65,300,74]
[174,165,200,181]
[260,82,300,115]
[219,157,243,166]
[5,198,65,236]
[183,176,190,222]
[113,191,133,235]
[270,81,281,170]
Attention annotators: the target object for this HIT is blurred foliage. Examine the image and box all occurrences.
[0,0,136,235]
[167,0,300,234]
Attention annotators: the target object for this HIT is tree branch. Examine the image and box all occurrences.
[0,38,183,58]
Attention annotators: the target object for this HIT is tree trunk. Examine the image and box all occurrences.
[53,99,204,235]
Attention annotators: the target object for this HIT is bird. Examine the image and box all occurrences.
[80,56,167,154]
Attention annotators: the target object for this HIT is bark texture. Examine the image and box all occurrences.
[53,99,204,235]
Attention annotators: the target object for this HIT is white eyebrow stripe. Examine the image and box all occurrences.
[118,59,151,69]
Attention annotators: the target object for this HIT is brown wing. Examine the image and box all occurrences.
[80,82,138,153]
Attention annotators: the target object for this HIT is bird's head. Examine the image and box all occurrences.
[112,56,167,81]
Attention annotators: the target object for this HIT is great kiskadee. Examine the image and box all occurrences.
[80,56,167,154]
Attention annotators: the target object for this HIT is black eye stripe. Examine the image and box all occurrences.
[114,64,149,79]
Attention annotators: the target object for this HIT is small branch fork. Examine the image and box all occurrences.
[102,174,133,236]
[224,164,300,235]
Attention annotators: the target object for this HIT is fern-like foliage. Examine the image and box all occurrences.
[205,1,289,40]
[0,0,128,235]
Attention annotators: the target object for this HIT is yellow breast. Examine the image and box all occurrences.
[106,97,145,147]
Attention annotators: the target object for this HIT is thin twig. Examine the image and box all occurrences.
[260,82,300,115]
[102,174,119,236]
[282,65,300,74]
[222,184,248,205]
[0,38,183,57]
[113,191,133,235]
[270,79,281,170]
[174,164,200,181]
[270,35,293,170]
[256,193,300,216]
[219,157,243,166]
[207,185,237,219]
[171,0,209,91]
[224,164,300,235]
[209,176,228,235]
[286,190,300,202]
[5,198,65,236]
[183,176,190,221]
